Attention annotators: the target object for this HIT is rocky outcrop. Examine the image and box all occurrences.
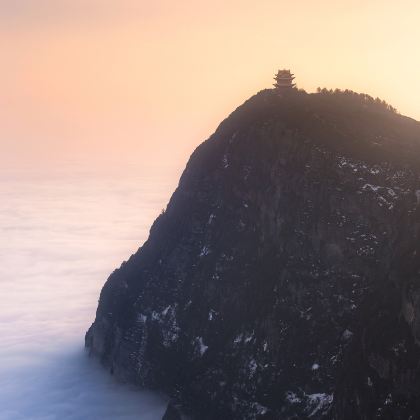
[161,402,186,420]
[86,89,420,419]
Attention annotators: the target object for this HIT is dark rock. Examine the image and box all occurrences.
[86,88,420,419]
[162,401,186,420]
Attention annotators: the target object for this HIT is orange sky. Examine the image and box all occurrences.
[1,0,420,173]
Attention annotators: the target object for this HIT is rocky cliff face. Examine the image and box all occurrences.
[86,89,420,419]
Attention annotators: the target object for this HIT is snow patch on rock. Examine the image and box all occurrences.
[306,393,333,417]
[195,337,208,356]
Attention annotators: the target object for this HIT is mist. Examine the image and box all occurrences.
[0,164,178,419]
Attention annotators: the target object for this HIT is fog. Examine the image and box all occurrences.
[0,164,178,419]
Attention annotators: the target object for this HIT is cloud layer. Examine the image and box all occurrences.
[0,165,175,420]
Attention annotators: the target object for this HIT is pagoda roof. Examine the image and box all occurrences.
[275,70,294,78]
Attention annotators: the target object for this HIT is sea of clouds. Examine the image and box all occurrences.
[0,166,176,420]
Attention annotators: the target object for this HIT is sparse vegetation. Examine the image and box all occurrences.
[316,87,398,113]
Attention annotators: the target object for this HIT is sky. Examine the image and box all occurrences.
[1,0,420,173]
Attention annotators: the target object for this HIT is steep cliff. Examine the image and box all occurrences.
[86,89,420,419]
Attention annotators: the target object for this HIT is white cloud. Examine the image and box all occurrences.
[0,166,173,420]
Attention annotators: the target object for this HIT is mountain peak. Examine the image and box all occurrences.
[87,87,420,420]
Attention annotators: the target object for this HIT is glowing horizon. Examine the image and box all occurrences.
[2,0,420,171]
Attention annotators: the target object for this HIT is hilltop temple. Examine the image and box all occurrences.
[273,69,296,91]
